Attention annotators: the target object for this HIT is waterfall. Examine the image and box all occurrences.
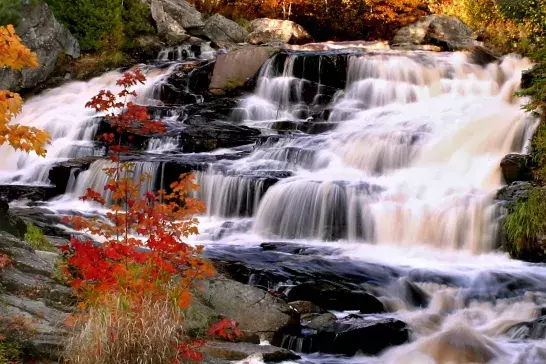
[0,66,177,185]
[68,160,160,205]
[199,50,537,254]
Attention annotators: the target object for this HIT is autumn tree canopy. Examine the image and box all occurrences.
[0,25,50,156]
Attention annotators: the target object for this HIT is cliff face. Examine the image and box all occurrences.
[0,0,80,92]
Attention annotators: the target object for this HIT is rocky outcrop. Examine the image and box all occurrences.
[192,277,299,340]
[209,46,279,94]
[0,0,80,92]
[202,342,300,362]
[496,181,533,206]
[0,231,71,360]
[287,280,385,314]
[275,316,409,355]
[392,15,479,51]
[247,18,313,45]
[146,0,205,44]
[204,14,248,44]
[501,153,534,184]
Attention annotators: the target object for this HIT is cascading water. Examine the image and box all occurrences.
[6,42,546,364]
[191,49,546,363]
[0,65,177,186]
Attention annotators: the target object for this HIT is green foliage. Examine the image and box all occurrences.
[45,0,155,52]
[24,223,55,252]
[0,340,23,363]
[45,0,123,51]
[504,188,546,256]
[0,0,21,26]
[123,0,155,42]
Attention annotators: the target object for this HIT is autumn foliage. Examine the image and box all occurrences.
[190,0,429,40]
[0,25,50,156]
[60,69,223,362]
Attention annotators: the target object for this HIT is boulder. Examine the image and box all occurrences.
[392,15,478,51]
[247,18,313,45]
[275,316,409,355]
[0,0,80,92]
[508,315,546,340]
[204,14,248,44]
[0,200,27,239]
[287,281,385,313]
[193,277,299,340]
[501,153,534,184]
[202,342,300,362]
[146,0,204,44]
[209,46,279,95]
[289,300,325,315]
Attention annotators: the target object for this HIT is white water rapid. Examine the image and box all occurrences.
[3,45,546,364]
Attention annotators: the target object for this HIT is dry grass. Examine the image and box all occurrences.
[63,295,187,364]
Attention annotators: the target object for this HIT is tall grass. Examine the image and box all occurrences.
[63,295,188,364]
[504,188,546,255]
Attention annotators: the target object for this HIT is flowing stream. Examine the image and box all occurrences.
[2,45,546,363]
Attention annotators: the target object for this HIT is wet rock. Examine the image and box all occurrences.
[210,46,280,95]
[393,15,479,51]
[161,60,215,100]
[0,0,80,92]
[289,301,325,315]
[396,278,430,309]
[194,277,300,340]
[302,312,337,330]
[10,206,68,238]
[247,19,313,45]
[146,0,204,44]
[202,342,300,362]
[0,201,28,239]
[204,14,248,44]
[48,157,99,197]
[276,316,409,355]
[508,315,546,340]
[496,181,534,206]
[0,185,56,202]
[287,281,385,313]
[180,121,261,153]
[501,153,534,184]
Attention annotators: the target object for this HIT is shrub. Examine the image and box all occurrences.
[0,0,21,26]
[427,0,544,54]
[0,315,39,363]
[504,188,546,256]
[24,223,55,252]
[64,294,204,364]
[45,0,124,51]
[45,0,156,52]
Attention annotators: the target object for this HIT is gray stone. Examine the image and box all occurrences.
[204,14,248,44]
[193,277,298,340]
[209,46,279,94]
[302,312,337,330]
[247,18,313,45]
[0,232,72,359]
[0,0,80,92]
[289,300,325,315]
[393,15,479,51]
[501,153,534,184]
[146,0,204,44]
[202,342,300,362]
